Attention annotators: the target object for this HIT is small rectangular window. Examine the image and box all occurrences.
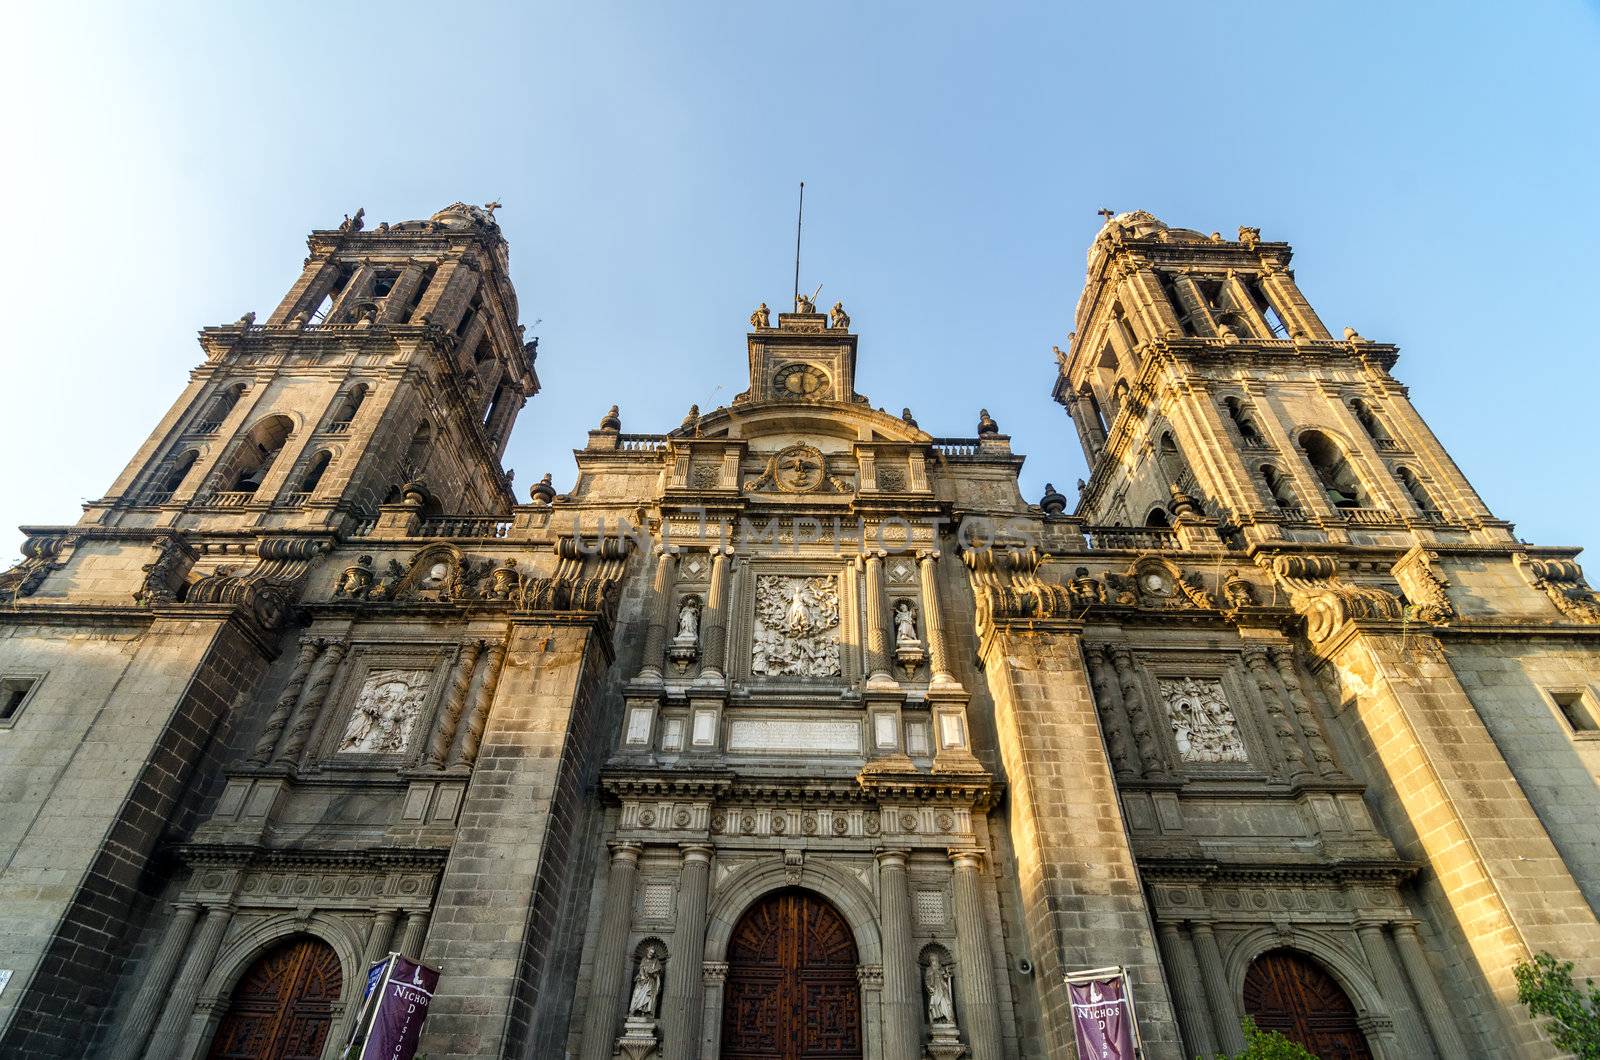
[0,675,40,726]
[1550,690,1599,734]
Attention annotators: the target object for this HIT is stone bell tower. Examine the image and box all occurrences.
[84,202,539,534]
[1054,210,1512,550]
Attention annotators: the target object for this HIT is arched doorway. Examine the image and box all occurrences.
[721,888,862,1059]
[1243,949,1373,1060]
[206,935,343,1060]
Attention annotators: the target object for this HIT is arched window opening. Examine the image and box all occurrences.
[1145,506,1172,528]
[1299,430,1366,509]
[1214,309,1250,339]
[1110,303,1138,351]
[158,450,199,498]
[1157,272,1199,336]
[1224,397,1266,448]
[1081,387,1108,438]
[483,384,511,433]
[206,935,342,1060]
[1261,464,1298,509]
[1350,398,1390,443]
[1397,466,1438,513]
[404,264,438,322]
[206,383,246,428]
[1242,275,1289,337]
[1243,949,1373,1060]
[228,416,294,494]
[299,451,332,494]
[329,383,368,427]
[402,421,432,478]
[455,293,484,337]
[371,270,400,298]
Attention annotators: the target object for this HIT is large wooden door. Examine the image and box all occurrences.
[721,889,862,1059]
[207,936,343,1060]
[1243,949,1373,1060]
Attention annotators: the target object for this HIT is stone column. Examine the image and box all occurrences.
[1241,647,1309,779]
[273,640,347,766]
[948,850,1002,1060]
[247,638,319,765]
[864,552,891,682]
[1111,646,1167,777]
[145,904,234,1059]
[1270,646,1342,778]
[1156,922,1217,1058]
[580,842,642,1060]
[1190,922,1246,1053]
[700,961,729,1059]
[427,640,482,766]
[399,910,431,960]
[663,844,713,1060]
[698,550,732,682]
[917,551,955,685]
[111,902,203,1060]
[1357,923,1433,1058]
[1392,922,1470,1057]
[1085,646,1134,778]
[1169,271,1220,336]
[361,909,400,967]
[639,549,678,682]
[875,849,921,1058]
[452,641,505,768]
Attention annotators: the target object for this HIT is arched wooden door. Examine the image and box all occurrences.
[721,889,862,1059]
[1243,949,1373,1060]
[206,935,343,1060]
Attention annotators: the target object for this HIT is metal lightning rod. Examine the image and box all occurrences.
[793,182,804,310]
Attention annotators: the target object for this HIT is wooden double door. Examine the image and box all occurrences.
[721,889,863,1059]
[206,936,343,1060]
[1243,949,1374,1060]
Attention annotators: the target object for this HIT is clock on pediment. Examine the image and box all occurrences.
[774,362,829,401]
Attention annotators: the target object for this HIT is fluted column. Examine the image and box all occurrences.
[273,640,347,767]
[399,910,431,960]
[1271,646,1342,778]
[580,842,642,1060]
[1357,923,1432,1058]
[1242,647,1309,779]
[875,849,921,1058]
[145,904,234,1059]
[1085,646,1134,777]
[1156,922,1217,1058]
[1191,922,1246,1053]
[663,844,713,1060]
[639,549,678,682]
[248,638,319,765]
[699,550,732,681]
[864,552,891,681]
[700,961,729,1058]
[112,902,203,1060]
[917,550,955,685]
[1111,646,1166,777]
[452,641,505,768]
[427,640,482,766]
[948,850,1002,1059]
[1392,923,1470,1057]
[329,909,400,1050]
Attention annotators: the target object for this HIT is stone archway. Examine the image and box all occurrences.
[721,888,863,1060]
[1243,948,1373,1060]
[204,934,343,1059]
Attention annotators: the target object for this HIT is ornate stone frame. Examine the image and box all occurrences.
[309,643,454,767]
[731,560,860,692]
[1139,648,1269,779]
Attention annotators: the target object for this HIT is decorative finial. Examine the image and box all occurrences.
[750,303,770,329]
[235,311,256,328]
[901,407,919,428]
[1040,482,1067,516]
[483,200,502,220]
[599,404,621,432]
[1343,326,1368,343]
[680,404,700,431]
[976,408,999,438]
[1097,207,1115,220]
[530,473,556,505]
[1168,482,1201,519]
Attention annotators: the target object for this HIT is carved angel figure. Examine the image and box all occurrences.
[339,670,429,754]
[629,946,663,1017]
[752,575,842,677]
[925,955,956,1025]
[894,600,919,644]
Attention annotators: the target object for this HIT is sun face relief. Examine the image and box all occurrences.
[775,445,825,493]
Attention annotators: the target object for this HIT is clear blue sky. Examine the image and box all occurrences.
[3,3,1597,559]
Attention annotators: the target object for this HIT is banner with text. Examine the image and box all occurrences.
[1066,967,1139,1060]
[340,953,440,1060]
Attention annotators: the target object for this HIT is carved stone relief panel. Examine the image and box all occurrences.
[338,668,431,755]
[1159,677,1248,764]
[751,574,842,677]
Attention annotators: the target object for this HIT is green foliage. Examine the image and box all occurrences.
[1514,951,1600,1059]
[1204,1017,1320,1059]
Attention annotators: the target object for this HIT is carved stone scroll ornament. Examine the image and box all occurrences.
[1392,547,1456,624]
[1268,554,1403,645]
[338,668,431,755]
[0,534,72,603]
[133,535,196,607]
[751,575,842,678]
[1159,677,1248,764]
[1103,556,1215,611]
[961,546,1104,638]
[334,555,375,598]
[186,537,329,628]
[1514,554,1600,624]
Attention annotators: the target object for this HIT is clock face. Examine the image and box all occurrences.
[775,363,828,400]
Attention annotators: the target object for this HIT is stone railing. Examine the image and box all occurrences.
[930,438,980,458]
[188,421,221,436]
[617,434,669,452]
[140,490,175,505]
[1085,526,1180,550]
[1337,507,1401,526]
[348,517,378,537]
[419,517,512,538]
[195,491,257,509]
[1269,506,1308,522]
[275,492,311,508]
[323,421,352,434]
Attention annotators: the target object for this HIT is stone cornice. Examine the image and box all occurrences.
[1136,856,1419,886]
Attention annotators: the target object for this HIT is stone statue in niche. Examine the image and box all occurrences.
[894,600,918,643]
[752,575,842,678]
[677,597,700,640]
[339,669,431,755]
[925,953,956,1025]
[1160,677,1247,763]
[628,946,664,1017]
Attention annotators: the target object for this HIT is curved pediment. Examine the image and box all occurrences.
[681,399,931,447]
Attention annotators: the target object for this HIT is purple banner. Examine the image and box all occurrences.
[1068,974,1137,1060]
[342,953,439,1060]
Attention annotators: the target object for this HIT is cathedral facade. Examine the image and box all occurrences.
[0,203,1597,1059]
